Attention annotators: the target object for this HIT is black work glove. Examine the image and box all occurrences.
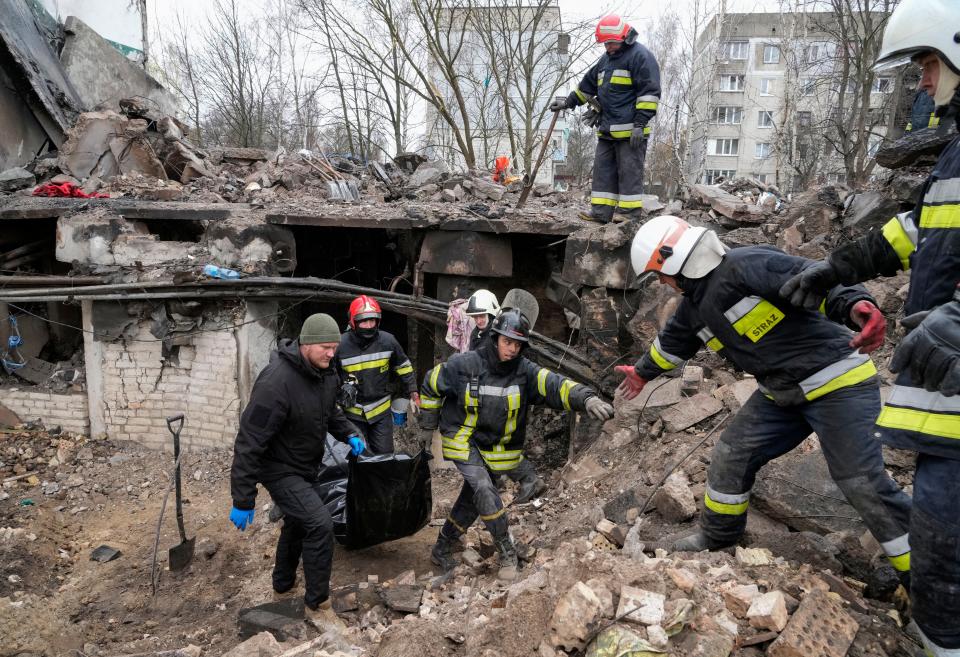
[581,108,601,128]
[889,295,960,396]
[549,97,572,112]
[630,125,647,150]
[337,375,359,409]
[779,260,841,310]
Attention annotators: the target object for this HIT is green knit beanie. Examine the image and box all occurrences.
[300,313,342,345]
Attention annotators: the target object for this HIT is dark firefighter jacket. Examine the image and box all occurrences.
[420,337,597,471]
[230,339,359,510]
[822,134,960,458]
[565,40,661,140]
[634,246,877,406]
[335,328,417,423]
[468,325,488,351]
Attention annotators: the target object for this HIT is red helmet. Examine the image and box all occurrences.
[348,295,382,329]
[595,15,631,44]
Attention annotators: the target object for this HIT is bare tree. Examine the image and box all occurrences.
[153,12,205,145]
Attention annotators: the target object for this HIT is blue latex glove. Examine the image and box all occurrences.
[348,435,366,456]
[230,506,255,531]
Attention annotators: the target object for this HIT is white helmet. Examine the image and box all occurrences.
[874,0,960,75]
[630,215,726,279]
[466,289,500,317]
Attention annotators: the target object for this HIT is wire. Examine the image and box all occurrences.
[5,294,322,343]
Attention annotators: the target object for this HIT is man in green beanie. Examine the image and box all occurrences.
[230,313,366,629]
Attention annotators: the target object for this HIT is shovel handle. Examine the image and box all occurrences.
[166,413,185,437]
[166,414,188,542]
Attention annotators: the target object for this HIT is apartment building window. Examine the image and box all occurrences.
[758,111,774,128]
[797,111,813,127]
[709,138,739,156]
[868,135,883,157]
[721,41,749,60]
[800,78,815,96]
[827,172,847,185]
[763,45,780,64]
[805,43,826,63]
[712,106,743,124]
[755,142,773,159]
[872,77,893,93]
[759,78,774,96]
[705,169,736,184]
[756,173,771,184]
[719,74,745,91]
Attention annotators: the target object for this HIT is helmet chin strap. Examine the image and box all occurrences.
[935,85,960,135]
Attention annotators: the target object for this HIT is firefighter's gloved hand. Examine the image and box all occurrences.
[630,125,647,150]
[230,506,255,531]
[549,98,571,112]
[849,300,886,354]
[348,435,366,456]
[780,260,840,310]
[338,377,358,409]
[581,107,601,127]
[409,392,421,416]
[889,298,960,396]
[585,397,614,421]
[615,365,647,400]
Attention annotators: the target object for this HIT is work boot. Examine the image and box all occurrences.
[515,477,547,504]
[431,532,460,572]
[494,534,520,582]
[305,599,345,631]
[578,211,611,224]
[671,531,731,552]
[272,581,297,601]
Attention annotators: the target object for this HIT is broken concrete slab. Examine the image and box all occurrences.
[767,591,857,657]
[14,357,56,385]
[57,111,130,180]
[61,17,178,117]
[219,631,283,657]
[722,583,760,617]
[652,472,697,522]
[0,402,21,428]
[615,377,684,429]
[712,378,758,412]
[602,488,639,524]
[419,231,512,277]
[381,584,423,613]
[753,449,864,536]
[0,167,35,192]
[562,222,639,289]
[660,393,723,432]
[237,598,305,642]
[842,191,899,231]
[548,581,606,651]
[690,184,767,223]
[887,171,927,204]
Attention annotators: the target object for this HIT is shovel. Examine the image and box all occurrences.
[166,413,195,571]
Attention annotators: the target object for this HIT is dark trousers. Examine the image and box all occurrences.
[353,413,394,454]
[911,453,960,649]
[590,137,647,221]
[263,476,335,609]
[440,446,509,541]
[702,383,912,571]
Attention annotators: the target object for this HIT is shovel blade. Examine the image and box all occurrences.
[169,536,195,571]
[326,182,343,200]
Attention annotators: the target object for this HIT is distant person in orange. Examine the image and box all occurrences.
[493,156,510,183]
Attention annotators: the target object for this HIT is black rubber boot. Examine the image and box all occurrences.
[495,534,520,582]
[515,477,548,504]
[671,531,732,552]
[431,532,460,572]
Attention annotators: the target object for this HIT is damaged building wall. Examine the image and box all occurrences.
[95,323,242,450]
[2,387,89,434]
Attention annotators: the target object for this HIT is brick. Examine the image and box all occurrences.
[722,583,760,617]
[747,590,788,632]
[767,591,857,657]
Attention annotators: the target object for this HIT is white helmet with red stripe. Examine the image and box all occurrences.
[630,215,726,279]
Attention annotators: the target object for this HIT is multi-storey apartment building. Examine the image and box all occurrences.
[686,11,898,191]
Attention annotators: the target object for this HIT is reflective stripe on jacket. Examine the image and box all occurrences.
[830,138,960,457]
[419,344,595,470]
[567,41,661,139]
[635,246,877,406]
[335,329,417,421]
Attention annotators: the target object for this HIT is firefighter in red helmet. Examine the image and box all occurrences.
[550,15,661,224]
[334,295,419,453]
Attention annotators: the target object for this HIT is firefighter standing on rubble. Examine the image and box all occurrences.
[336,295,419,454]
[779,2,960,652]
[550,15,660,224]
[229,313,365,628]
[616,216,913,582]
[421,307,614,581]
